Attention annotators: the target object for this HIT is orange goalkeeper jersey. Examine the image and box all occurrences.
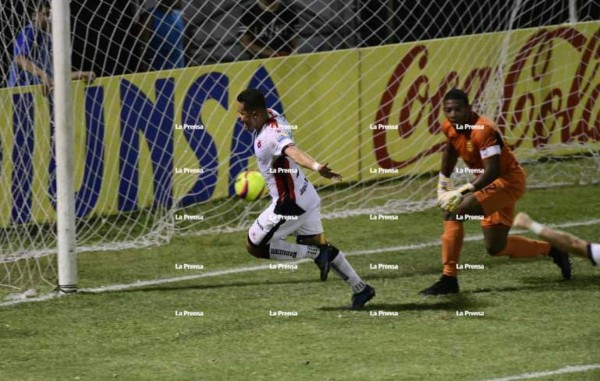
[441,112,524,180]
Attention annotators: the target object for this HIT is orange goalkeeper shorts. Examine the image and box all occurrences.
[474,168,526,228]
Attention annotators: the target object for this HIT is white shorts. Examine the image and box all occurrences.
[248,202,324,246]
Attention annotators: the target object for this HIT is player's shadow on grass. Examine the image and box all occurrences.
[97,270,452,295]
[91,266,453,295]
[89,277,335,295]
[462,275,595,294]
[319,294,490,312]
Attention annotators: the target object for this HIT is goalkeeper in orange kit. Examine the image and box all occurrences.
[420,89,571,296]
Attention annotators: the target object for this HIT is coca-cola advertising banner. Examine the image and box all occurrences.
[361,21,599,179]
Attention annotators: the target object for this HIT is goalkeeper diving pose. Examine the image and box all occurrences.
[514,212,599,266]
[236,88,375,309]
[420,89,571,295]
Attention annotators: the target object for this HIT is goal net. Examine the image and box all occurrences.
[0,0,598,292]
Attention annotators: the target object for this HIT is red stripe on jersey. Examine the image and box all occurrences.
[266,119,278,129]
[266,110,279,129]
[272,156,295,203]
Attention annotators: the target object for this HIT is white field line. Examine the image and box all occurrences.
[482,364,600,381]
[1,218,599,308]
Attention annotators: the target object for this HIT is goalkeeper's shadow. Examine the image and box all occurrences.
[319,293,490,312]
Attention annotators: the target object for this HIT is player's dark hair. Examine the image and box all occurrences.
[443,88,470,106]
[237,89,266,111]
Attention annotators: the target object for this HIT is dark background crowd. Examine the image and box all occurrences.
[0,0,599,88]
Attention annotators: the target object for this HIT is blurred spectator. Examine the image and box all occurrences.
[238,0,300,59]
[0,1,28,89]
[141,0,186,71]
[71,0,140,77]
[9,1,95,96]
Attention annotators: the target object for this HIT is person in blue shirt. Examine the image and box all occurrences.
[142,0,186,71]
[9,1,96,96]
[8,1,96,225]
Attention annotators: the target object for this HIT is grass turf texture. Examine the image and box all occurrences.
[1,185,599,381]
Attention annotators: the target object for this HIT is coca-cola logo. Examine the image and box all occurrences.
[373,25,600,169]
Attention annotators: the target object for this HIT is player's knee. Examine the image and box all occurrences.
[296,234,326,245]
[327,243,340,259]
[246,237,269,259]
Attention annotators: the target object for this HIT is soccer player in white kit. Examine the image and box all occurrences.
[514,212,599,267]
[236,88,375,309]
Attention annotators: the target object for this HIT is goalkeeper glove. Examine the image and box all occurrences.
[438,183,475,212]
[437,173,454,203]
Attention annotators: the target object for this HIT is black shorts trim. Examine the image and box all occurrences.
[259,219,286,247]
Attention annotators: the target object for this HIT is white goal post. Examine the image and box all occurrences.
[51,0,77,292]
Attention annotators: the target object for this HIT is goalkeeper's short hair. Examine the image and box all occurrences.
[444,88,470,106]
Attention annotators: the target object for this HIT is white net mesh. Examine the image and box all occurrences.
[0,0,598,291]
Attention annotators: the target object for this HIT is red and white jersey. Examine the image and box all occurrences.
[254,109,320,215]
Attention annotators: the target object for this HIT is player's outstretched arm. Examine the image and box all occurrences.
[283,145,342,180]
[513,212,589,258]
[71,71,96,83]
[15,55,53,96]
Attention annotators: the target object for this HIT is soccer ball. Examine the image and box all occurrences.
[234,171,268,201]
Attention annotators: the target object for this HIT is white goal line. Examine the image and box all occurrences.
[1,218,599,308]
[481,364,600,381]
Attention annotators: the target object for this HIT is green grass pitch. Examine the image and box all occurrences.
[1,185,599,380]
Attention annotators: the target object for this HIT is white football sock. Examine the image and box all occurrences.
[330,251,367,294]
[589,243,600,266]
[268,240,319,261]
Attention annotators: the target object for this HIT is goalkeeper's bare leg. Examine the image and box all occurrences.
[514,212,599,266]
